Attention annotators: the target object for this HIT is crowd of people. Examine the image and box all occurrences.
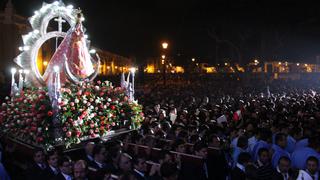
[1,76,320,180]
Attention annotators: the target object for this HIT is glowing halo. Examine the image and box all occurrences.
[14,1,100,87]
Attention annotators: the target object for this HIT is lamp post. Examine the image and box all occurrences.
[161,42,168,85]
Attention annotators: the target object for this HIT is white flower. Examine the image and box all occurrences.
[2,103,6,107]
[94,86,100,91]
[83,100,87,104]
[23,100,27,104]
[77,118,83,125]
[90,105,94,109]
[103,105,107,109]
[75,99,79,103]
[107,98,111,102]
[95,99,100,104]
[114,100,119,104]
[5,96,9,100]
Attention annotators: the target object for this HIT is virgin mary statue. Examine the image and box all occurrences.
[43,12,94,85]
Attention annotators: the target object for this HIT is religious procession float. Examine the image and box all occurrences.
[0,1,144,151]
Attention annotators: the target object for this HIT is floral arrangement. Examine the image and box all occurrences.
[59,80,144,147]
[0,81,144,148]
[0,87,53,148]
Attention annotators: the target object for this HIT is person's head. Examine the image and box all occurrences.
[33,148,45,164]
[132,155,147,173]
[118,153,132,173]
[194,141,208,159]
[208,134,221,148]
[257,148,270,165]
[92,144,106,163]
[47,150,59,168]
[237,135,248,149]
[259,128,272,143]
[275,133,287,149]
[58,156,73,175]
[237,152,251,166]
[160,162,178,180]
[306,156,319,175]
[245,122,256,137]
[84,142,95,156]
[159,150,173,164]
[74,160,88,180]
[172,139,186,153]
[277,156,291,173]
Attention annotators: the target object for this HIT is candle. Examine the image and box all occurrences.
[23,69,30,83]
[53,66,60,99]
[10,68,16,96]
[130,67,136,101]
[18,69,24,93]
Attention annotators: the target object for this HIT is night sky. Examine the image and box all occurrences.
[3,0,320,64]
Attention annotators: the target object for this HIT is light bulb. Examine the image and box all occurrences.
[11,68,16,74]
[54,66,59,72]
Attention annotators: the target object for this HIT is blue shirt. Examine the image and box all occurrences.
[232,146,247,165]
[271,144,290,168]
[0,163,10,180]
[295,138,308,150]
[248,136,258,152]
[252,140,270,161]
[291,147,320,169]
[285,135,296,154]
[231,137,239,148]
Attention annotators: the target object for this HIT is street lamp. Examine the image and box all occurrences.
[162,42,168,49]
[161,42,168,85]
[192,58,195,62]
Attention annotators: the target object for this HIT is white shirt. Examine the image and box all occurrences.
[296,170,313,180]
[87,155,93,161]
[37,163,46,170]
[236,163,245,172]
[134,169,145,177]
[94,161,104,168]
[49,165,59,175]
[276,166,289,180]
[61,172,72,180]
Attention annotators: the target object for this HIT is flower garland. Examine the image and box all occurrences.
[0,87,53,148]
[0,81,144,148]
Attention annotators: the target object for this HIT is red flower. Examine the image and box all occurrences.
[77,90,82,96]
[30,126,37,132]
[84,91,91,96]
[47,111,53,116]
[36,137,43,142]
[40,105,46,111]
[76,130,81,137]
[110,105,116,110]
[66,131,72,137]
[90,123,95,128]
